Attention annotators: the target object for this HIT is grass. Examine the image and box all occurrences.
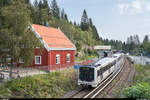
[0,67,78,98]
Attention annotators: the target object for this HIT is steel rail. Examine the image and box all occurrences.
[83,58,125,98]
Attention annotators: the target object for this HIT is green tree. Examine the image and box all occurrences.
[0,0,43,78]
[43,0,49,9]
[80,9,89,31]
[143,35,149,43]
[51,0,60,19]
[61,8,65,20]
[64,14,68,21]
[140,42,150,54]
[122,82,150,98]
[0,0,11,7]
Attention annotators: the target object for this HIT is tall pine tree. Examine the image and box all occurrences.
[61,8,65,20]
[80,9,89,31]
[51,0,60,19]
[143,35,149,43]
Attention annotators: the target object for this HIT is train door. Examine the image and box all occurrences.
[97,69,100,83]
[100,69,103,80]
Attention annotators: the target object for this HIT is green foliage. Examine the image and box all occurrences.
[120,64,150,98]
[122,82,150,98]
[76,42,82,51]
[51,0,60,19]
[0,0,43,66]
[101,39,123,51]
[143,35,149,43]
[0,0,11,8]
[30,1,102,56]
[0,0,102,65]
[48,18,101,50]
[0,68,77,98]
[80,9,89,31]
[140,42,150,54]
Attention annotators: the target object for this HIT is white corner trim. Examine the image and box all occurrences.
[58,28,76,50]
[31,25,50,51]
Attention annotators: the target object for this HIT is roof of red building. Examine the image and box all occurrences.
[31,24,76,51]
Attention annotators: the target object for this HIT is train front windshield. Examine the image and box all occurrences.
[79,67,94,82]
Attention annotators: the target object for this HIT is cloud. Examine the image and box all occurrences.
[117,0,150,15]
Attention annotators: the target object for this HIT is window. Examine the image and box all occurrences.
[35,56,41,64]
[97,70,100,76]
[56,54,60,64]
[79,67,94,81]
[66,54,70,63]
[19,58,24,63]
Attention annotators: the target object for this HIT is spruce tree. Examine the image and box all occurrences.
[0,0,11,7]
[38,0,43,10]
[43,0,49,9]
[34,0,39,10]
[51,0,60,19]
[64,14,68,21]
[80,9,89,31]
[143,35,149,43]
[61,8,65,20]
[89,18,93,26]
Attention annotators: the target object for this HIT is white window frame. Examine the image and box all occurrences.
[19,58,24,63]
[66,53,71,63]
[35,56,42,64]
[56,54,60,64]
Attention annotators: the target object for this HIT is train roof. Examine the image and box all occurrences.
[80,53,122,68]
[113,53,122,57]
[94,57,114,66]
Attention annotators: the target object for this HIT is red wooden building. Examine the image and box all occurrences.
[27,24,76,71]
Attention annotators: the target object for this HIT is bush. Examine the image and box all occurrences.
[122,82,150,98]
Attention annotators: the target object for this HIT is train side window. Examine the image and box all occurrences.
[107,64,110,70]
[103,66,106,72]
[106,65,108,71]
[113,61,116,65]
[108,64,111,69]
[100,69,102,75]
[97,70,100,76]
[107,64,110,69]
[101,68,104,73]
[97,70,99,76]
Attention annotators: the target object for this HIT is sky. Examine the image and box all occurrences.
[31,0,150,43]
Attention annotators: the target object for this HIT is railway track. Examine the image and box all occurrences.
[98,57,133,98]
[70,57,129,98]
[82,58,126,98]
